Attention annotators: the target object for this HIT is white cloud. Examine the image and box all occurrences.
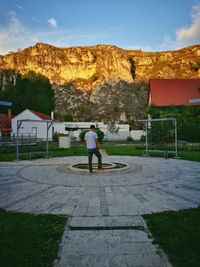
[0,12,35,54]
[160,3,200,51]
[48,18,57,28]
[176,3,200,42]
[160,34,180,51]
[0,12,110,55]
[15,5,24,10]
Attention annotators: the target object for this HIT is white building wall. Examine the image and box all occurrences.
[130,130,145,140]
[12,109,53,141]
[63,122,107,141]
[106,124,130,141]
[53,122,67,135]
[53,122,130,141]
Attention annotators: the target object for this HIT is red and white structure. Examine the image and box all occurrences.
[12,109,53,141]
[149,79,200,106]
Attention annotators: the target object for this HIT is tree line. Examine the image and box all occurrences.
[0,71,54,115]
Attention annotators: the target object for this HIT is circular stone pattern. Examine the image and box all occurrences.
[69,162,129,172]
[14,156,198,187]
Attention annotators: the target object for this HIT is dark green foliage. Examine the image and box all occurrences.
[79,128,105,143]
[0,71,54,116]
[148,105,200,142]
[63,113,74,122]
[146,120,175,151]
[178,150,200,161]
[53,131,59,142]
[144,206,200,267]
[179,122,200,142]
[127,136,133,142]
[0,209,66,267]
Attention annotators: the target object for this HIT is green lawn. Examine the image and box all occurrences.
[0,209,66,267]
[104,145,200,162]
[0,146,87,161]
[178,151,200,162]
[143,206,200,267]
[105,145,143,156]
[0,143,200,162]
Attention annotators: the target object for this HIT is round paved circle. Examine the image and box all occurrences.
[68,162,129,172]
[16,156,198,187]
[0,156,200,215]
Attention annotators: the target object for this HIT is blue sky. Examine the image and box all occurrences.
[0,0,200,54]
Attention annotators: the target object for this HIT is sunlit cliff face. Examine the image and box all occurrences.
[0,43,200,122]
[0,42,200,91]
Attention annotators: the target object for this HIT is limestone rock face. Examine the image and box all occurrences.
[0,43,199,122]
[0,43,134,89]
[0,43,199,91]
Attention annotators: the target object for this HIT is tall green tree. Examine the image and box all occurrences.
[0,71,54,115]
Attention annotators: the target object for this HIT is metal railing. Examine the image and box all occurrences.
[0,133,37,145]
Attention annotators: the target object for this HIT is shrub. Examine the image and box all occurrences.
[179,123,200,142]
[140,135,146,142]
[79,128,105,143]
[127,136,133,142]
[53,131,59,142]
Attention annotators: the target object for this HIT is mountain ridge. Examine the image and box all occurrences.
[0,43,199,123]
[0,42,199,91]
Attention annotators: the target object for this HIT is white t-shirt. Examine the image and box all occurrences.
[84,131,98,149]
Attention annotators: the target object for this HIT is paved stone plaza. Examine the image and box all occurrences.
[0,156,200,266]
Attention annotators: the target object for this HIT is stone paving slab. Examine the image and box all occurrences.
[1,156,200,267]
[70,215,145,228]
[0,156,199,216]
[55,227,171,267]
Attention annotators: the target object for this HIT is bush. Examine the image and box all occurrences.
[140,135,146,142]
[53,131,59,142]
[178,123,200,142]
[79,128,105,143]
[127,136,133,142]
[148,105,200,143]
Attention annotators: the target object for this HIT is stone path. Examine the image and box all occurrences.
[55,216,171,267]
[0,156,200,266]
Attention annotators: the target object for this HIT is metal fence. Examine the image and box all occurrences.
[137,118,178,158]
[0,133,37,145]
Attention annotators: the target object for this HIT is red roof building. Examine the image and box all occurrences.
[0,110,12,133]
[30,110,51,120]
[149,79,200,106]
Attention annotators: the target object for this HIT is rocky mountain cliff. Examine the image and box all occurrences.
[0,43,200,88]
[0,43,200,124]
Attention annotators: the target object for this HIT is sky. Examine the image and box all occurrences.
[0,0,200,55]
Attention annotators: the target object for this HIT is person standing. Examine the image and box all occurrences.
[84,125,103,174]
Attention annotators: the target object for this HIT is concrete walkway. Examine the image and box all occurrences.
[0,156,200,266]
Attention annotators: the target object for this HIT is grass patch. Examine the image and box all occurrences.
[0,209,66,267]
[143,206,200,267]
[104,145,200,162]
[104,145,143,156]
[52,146,86,157]
[0,146,87,161]
[0,144,200,162]
[178,151,200,162]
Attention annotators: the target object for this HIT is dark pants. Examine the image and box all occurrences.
[88,148,102,172]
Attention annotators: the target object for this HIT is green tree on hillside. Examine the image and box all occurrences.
[148,105,200,142]
[0,71,54,115]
